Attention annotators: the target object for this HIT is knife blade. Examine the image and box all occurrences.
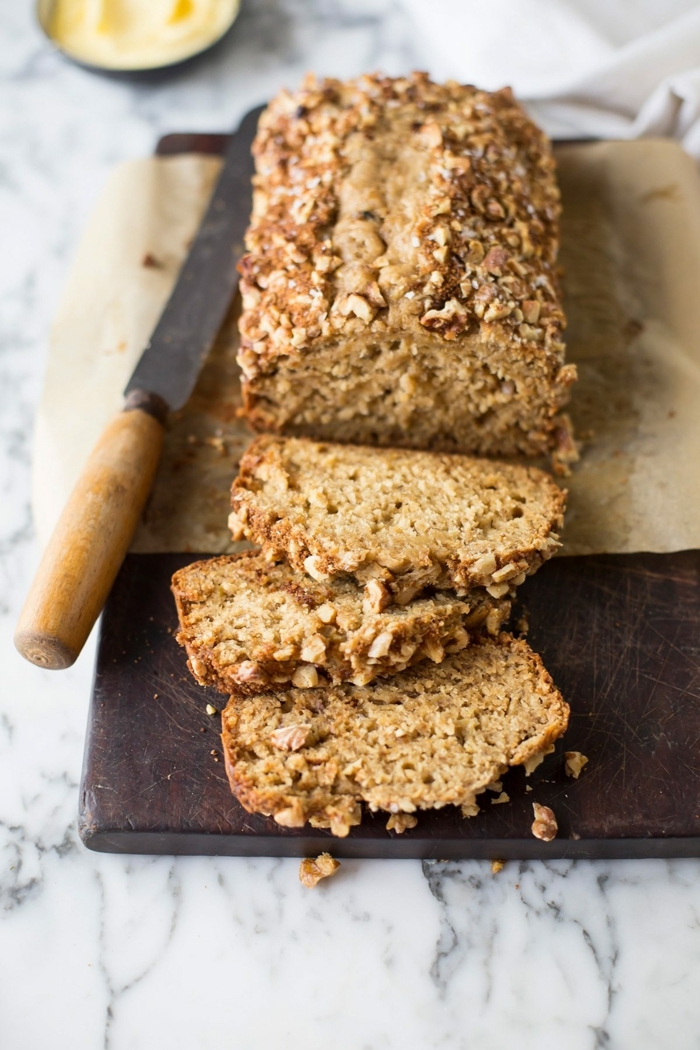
[15,105,262,670]
[125,104,262,411]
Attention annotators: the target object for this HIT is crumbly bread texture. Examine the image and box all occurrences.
[221,633,569,836]
[230,437,565,599]
[238,72,577,462]
[172,551,510,694]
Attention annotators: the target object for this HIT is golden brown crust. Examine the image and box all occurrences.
[231,436,566,596]
[221,633,569,836]
[237,72,576,458]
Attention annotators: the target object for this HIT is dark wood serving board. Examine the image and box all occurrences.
[78,129,700,859]
[81,550,700,859]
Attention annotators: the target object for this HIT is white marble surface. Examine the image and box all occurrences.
[4,3,700,1048]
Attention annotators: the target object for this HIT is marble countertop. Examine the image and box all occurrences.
[3,2,700,1047]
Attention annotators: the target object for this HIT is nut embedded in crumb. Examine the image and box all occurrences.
[531,802,558,842]
[363,578,391,614]
[386,813,418,834]
[269,724,311,752]
[299,852,341,888]
[291,664,319,688]
[565,751,589,779]
[490,859,505,874]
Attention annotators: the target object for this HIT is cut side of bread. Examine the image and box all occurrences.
[172,552,510,694]
[237,73,576,462]
[230,436,565,600]
[221,633,569,836]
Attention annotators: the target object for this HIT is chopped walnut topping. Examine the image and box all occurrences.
[531,802,558,842]
[368,631,394,659]
[303,555,330,582]
[386,813,418,834]
[317,602,336,624]
[565,751,589,778]
[300,634,327,664]
[274,800,306,827]
[270,724,311,751]
[291,665,319,688]
[338,293,374,323]
[228,509,248,542]
[237,73,565,376]
[299,853,341,888]
[363,578,391,614]
[486,582,510,599]
[235,660,268,685]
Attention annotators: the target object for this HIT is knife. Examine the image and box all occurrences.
[15,105,263,670]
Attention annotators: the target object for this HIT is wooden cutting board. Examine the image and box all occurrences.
[78,132,700,859]
[81,548,700,859]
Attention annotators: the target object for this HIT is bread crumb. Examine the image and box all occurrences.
[205,703,219,716]
[386,813,418,833]
[142,251,163,268]
[565,751,589,778]
[524,743,555,775]
[531,802,558,841]
[491,791,510,805]
[490,859,505,874]
[299,853,340,888]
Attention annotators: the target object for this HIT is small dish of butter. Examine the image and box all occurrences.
[37,0,241,73]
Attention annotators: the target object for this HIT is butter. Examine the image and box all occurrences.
[49,0,240,70]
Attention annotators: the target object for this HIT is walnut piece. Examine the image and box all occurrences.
[490,859,505,874]
[299,852,341,888]
[269,724,311,751]
[363,578,391,614]
[531,802,558,842]
[291,664,319,688]
[386,813,418,834]
[565,751,589,779]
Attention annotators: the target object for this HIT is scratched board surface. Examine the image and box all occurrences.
[80,550,700,859]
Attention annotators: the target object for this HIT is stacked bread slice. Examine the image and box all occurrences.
[173,436,569,835]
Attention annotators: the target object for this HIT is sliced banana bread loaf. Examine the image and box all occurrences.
[172,551,509,694]
[230,436,565,601]
[237,72,576,461]
[221,633,569,836]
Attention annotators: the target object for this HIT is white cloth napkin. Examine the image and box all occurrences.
[400,0,700,157]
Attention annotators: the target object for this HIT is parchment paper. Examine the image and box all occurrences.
[32,139,700,557]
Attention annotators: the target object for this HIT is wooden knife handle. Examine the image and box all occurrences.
[15,398,165,669]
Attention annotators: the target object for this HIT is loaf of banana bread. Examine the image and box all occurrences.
[237,72,577,462]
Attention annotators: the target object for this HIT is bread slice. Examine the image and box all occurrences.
[237,73,576,463]
[221,633,569,836]
[172,551,510,694]
[230,436,565,601]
